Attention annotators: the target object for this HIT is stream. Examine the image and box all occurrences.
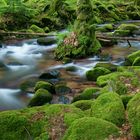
[0,28,140,111]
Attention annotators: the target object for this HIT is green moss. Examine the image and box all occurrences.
[72,87,100,102]
[30,24,44,33]
[127,93,140,138]
[97,72,134,87]
[114,30,130,37]
[132,57,140,66]
[126,50,140,65]
[72,100,93,111]
[95,62,117,71]
[96,24,113,32]
[34,81,55,94]
[28,89,53,107]
[117,24,139,32]
[91,92,125,126]
[62,117,120,140]
[65,66,77,72]
[86,67,111,81]
[55,84,71,95]
[0,104,85,140]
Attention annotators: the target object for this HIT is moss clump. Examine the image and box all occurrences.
[30,24,44,33]
[28,89,53,107]
[62,117,120,140]
[97,72,134,87]
[72,87,100,102]
[96,24,113,32]
[95,62,117,71]
[127,93,140,138]
[34,81,55,94]
[86,67,111,81]
[91,92,125,126]
[126,50,140,65]
[0,104,84,140]
[65,66,77,72]
[72,100,93,111]
[117,24,139,32]
[132,57,140,66]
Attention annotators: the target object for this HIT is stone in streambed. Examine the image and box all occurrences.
[28,88,53,107]
[37,37,56,45]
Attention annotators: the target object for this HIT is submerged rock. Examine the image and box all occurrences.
[37,37,56,45]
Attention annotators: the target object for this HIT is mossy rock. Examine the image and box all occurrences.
[117,24,139,33]
[37,37,56,45]
[95,62,117,71]
[0,104,84,140]
[120,95,134,109]
[44,26,50,33]
[86,67,111,81]
[62,117,120,140]
[114,30,130,37]
[34,81,55,94]
[96,24,113,32]
[126,50,140,65]
[65,66,77,72]
[97,72,134,87]
[132,57,140,66]
[72,100,93,111]
[91,92,125,126]
[28,89,53,107]
[30,24,44,33]
[72,87,100,102]
[62,57,72,64]
[127,93,140,138]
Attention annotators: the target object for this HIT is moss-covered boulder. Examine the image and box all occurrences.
[91,92,125,126]
[95,62,117,72]
[86,67,111,81]
[30,24,44,33]
[34,81,55,94]
[37,37,57,46]
[0,104,84,140]
[72,100,93,111]
[132,57,140,66]
[125,50,140,65]
[127,93,140,138]
[65,66,77,72]
[72,87,100,102]
[28,89,53,107]
[62,117,120,140]
[97,71,135,87]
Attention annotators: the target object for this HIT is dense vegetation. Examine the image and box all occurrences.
[0,0,140,140]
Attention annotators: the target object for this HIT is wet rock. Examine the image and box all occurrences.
[58,95,70,104]
[55,84,72,95]
[28,89,53,107]
[0,43,2,48]
[39,70,60,79]
[37,37,56,45]
[86,67,111,81]
[62,57,72,64]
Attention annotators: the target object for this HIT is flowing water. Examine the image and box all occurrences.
[0,27,140,111]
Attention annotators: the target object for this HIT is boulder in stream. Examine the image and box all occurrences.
[28,88,53,107]
[37,36,56,45]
